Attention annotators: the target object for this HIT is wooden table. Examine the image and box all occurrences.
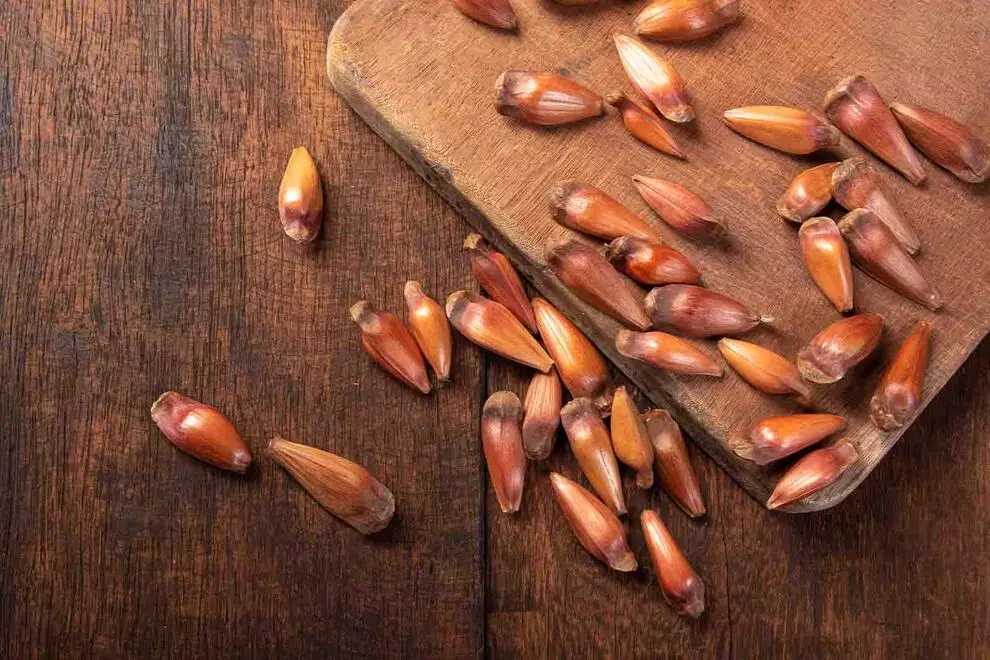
[1,1,987,657]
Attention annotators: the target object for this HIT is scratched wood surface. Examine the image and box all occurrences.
[0,1,484,657]
[1,0,989,658]
[327,0,990,510]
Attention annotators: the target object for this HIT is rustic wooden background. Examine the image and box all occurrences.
[0,1,987,658]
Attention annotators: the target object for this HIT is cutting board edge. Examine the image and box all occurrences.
[325,16,983,514]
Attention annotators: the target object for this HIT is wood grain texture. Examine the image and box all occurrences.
[327,0,990,511]
[0,1,482,657]
[2,0,989,658]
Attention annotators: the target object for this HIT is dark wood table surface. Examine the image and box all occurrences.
[1,1,987,658]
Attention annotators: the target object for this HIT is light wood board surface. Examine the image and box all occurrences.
[327,0,990,511]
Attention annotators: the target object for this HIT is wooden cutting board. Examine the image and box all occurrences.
[326,0,990,511]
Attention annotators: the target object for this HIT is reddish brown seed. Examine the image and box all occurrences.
[450,0,518,30]
[889,102,989,183]
[549,181,661,243]
[837,210,942,311]
[351,301,431,394]
[635,0,740,42]
[869,320,932,431]
[549,472,638,571]
[776,162,839,223]
[482,391,527,513]
[641,509,705,618]
[545,239,651,331]
[606,92,685,158]
[615,329,723,377]
[151,391,252,473]
[734,414,847,465]
[495,71,603,126]
[717,338,811,403]
[605,235,701,286]
[446,291,553,371]
[723,106,841,155]
[823,75,926,185]
[767,439,858,510]
[267,436,394,534]
[831,157,920,255]
[532,297,614,413]
[522,368,563,460]
[278,147,323,243]
[646,284,769,338]
[610,387,655,489]
[613,34,695,122]
[463,232,537,333]
[643,409,705,518]
[404,281,453,381]
[560,398,626,515]
[632,175,726,239]
[796,313,885,384]
[799,217,854,313]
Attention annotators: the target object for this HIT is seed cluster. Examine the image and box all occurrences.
[148,0,986,621]
[343,231,713,616]
[449,0,978,612]
[465,0,983,517]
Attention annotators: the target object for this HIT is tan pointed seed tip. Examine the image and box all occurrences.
[560,397,627,515]
[837,209,941,311]
[646,284,768,338]
[450,0,518,30]
[151,391,252,473]
[495,71,603,126]
[823,75,926,185]
[641,509,705,618]
[717,338,811,402]
[351,300,432,393]
[798,217,854,313]
[482,391,527,513]
[831,157,919,255]
[545,239,651,331]
[740,414,847,465]
[767,439,858,510]
[404,281,453,381]
[632,175,726,239]
[610,387,655,489]
[463,232,538,333]
[605,236,701,286]
[532,297,614,413]
[278,147,323,243]
[889,102,989,183]
[549,181,662,243]
[606,92,685,158]
[446,291,553,372]
[796,314,884,384]
[644,409,706,518]
[870,320,932,431]
[549,472,638,571]
[635,0,740,42]
[723,106,840,155]
[522,369,563,460]
[267,436,395,534]
[776,162,839,223]
[616,329,723,377]
[613,34,695,123]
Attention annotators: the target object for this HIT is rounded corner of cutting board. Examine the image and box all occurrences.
[325,3,364,93]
